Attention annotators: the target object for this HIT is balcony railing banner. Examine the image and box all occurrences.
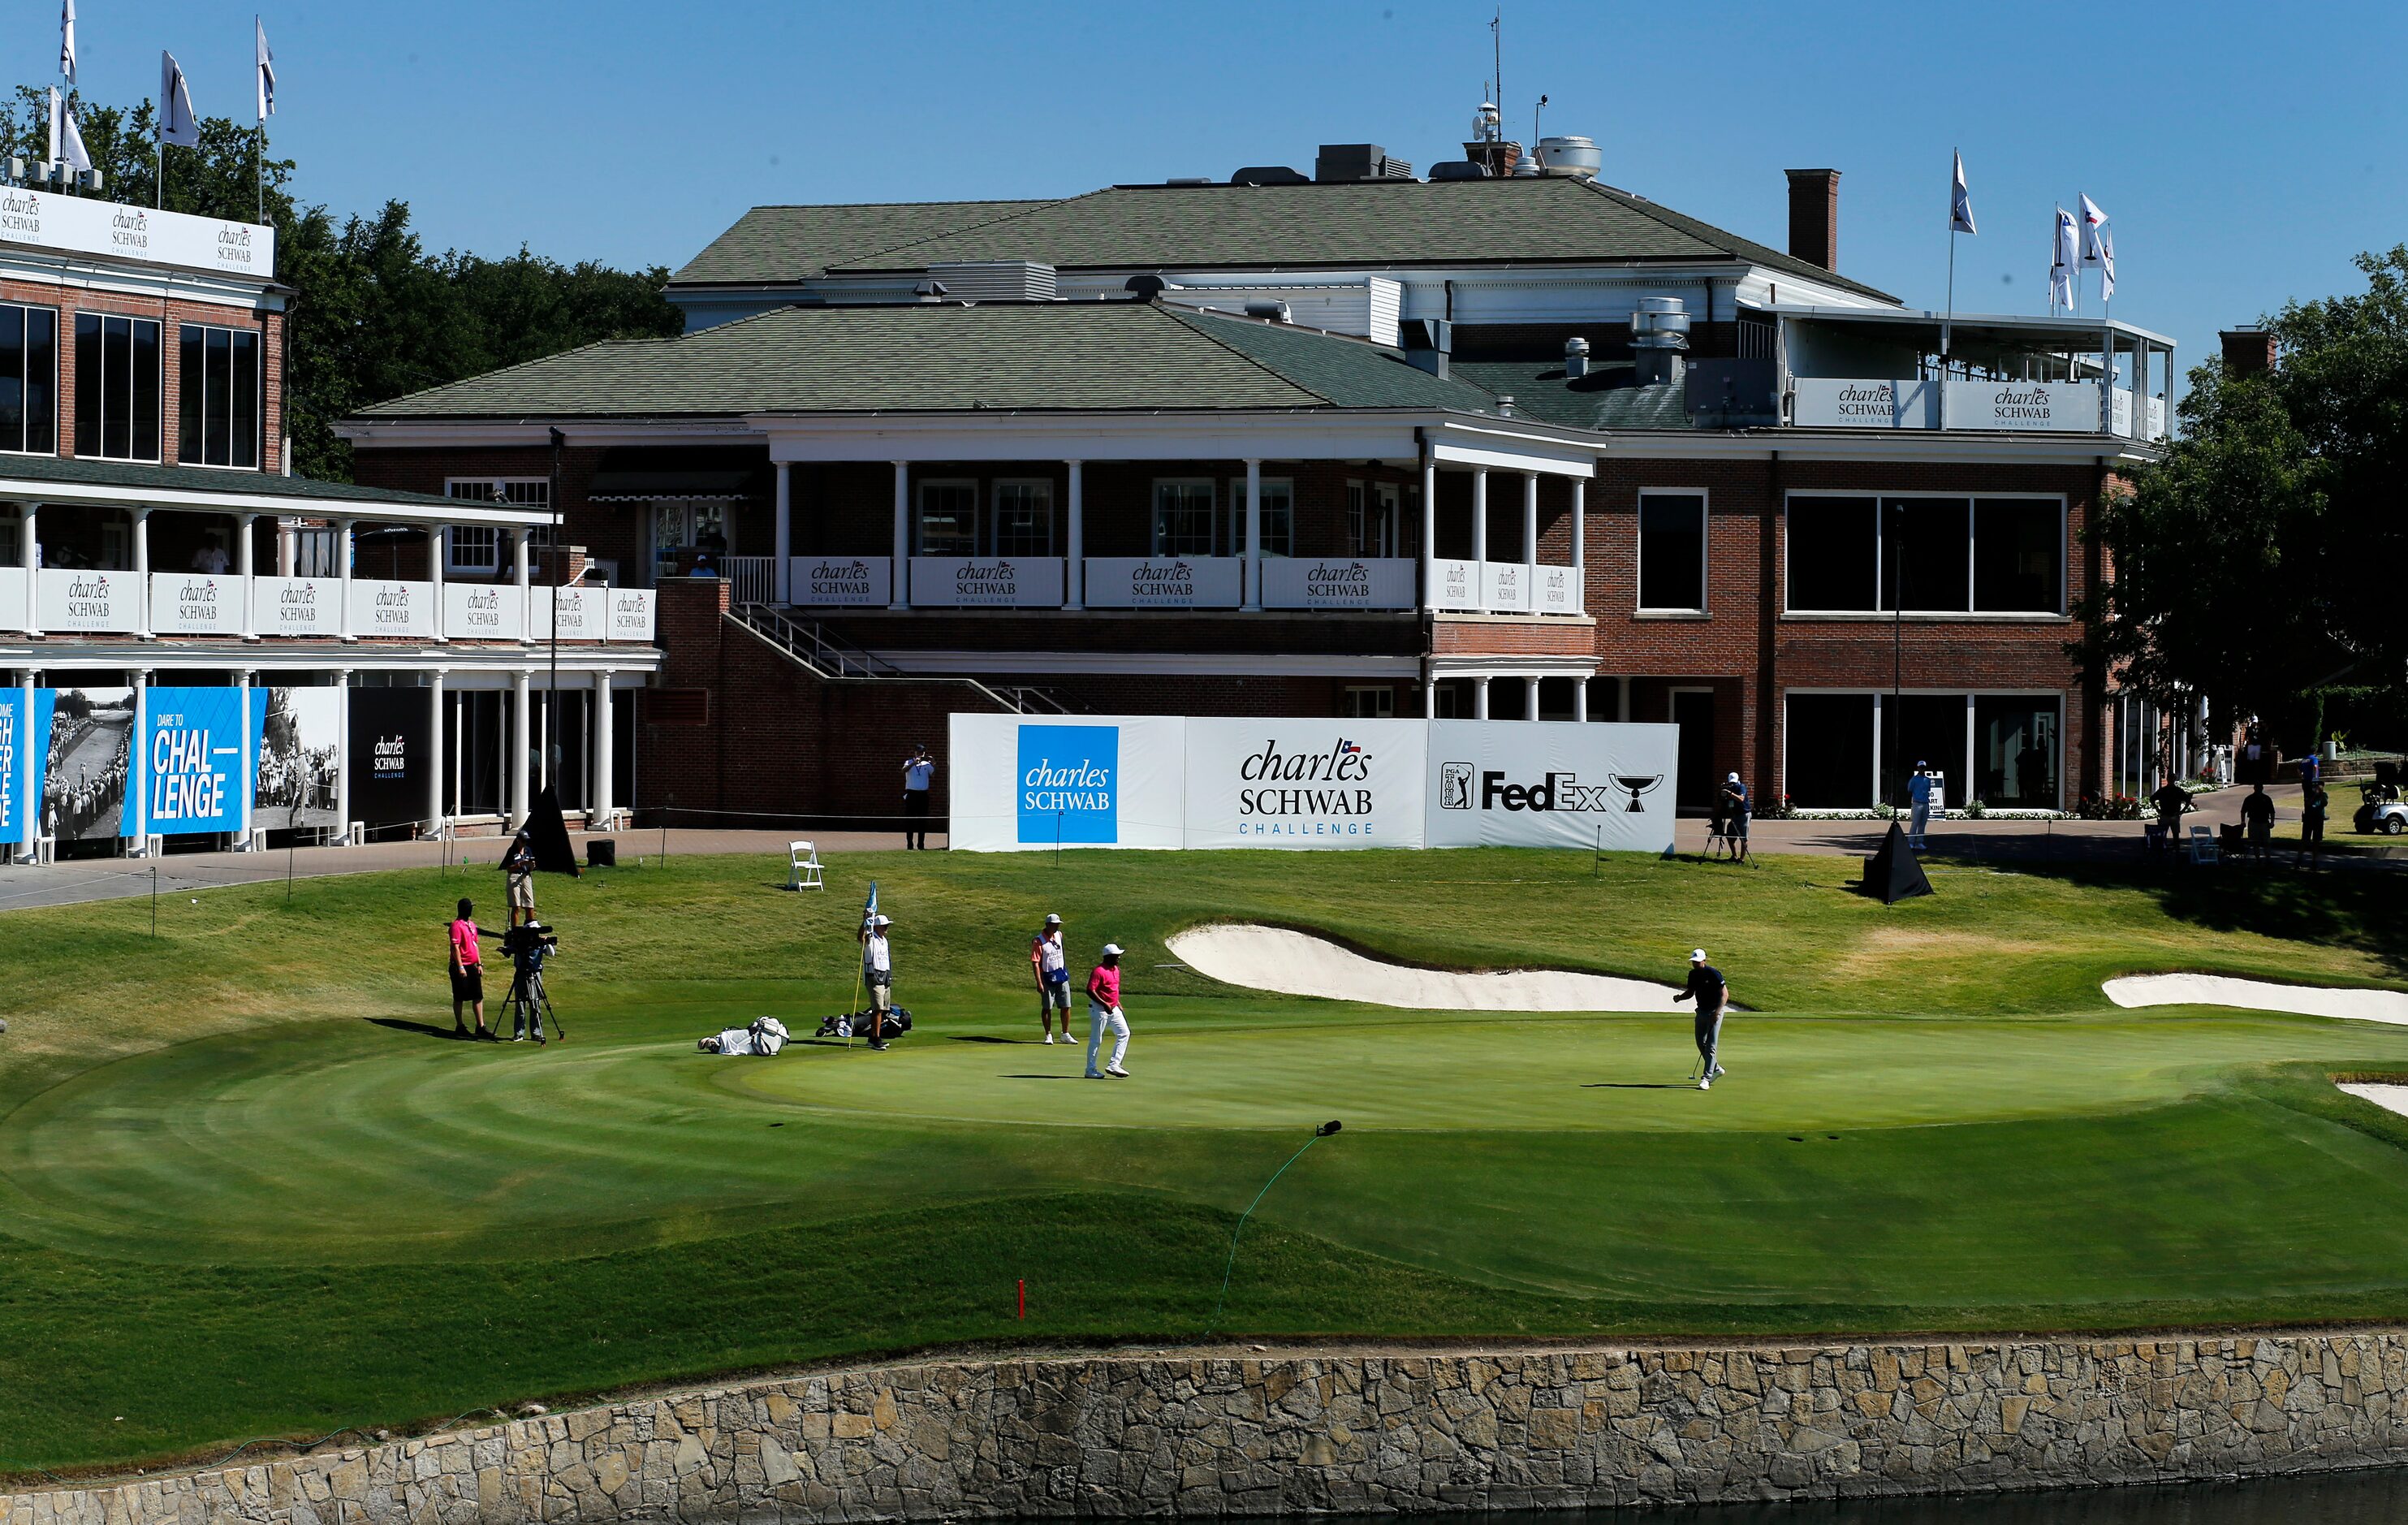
[442,583,524,642]
[350,579,436,639]
[0,571,22,631]
[1792,377,1939,429]
[152,572,246,637]
[1260,558,1416,611]
[254,576,341,637]
[907,556,1064,608]
[1945,378,2102,432]
[530,585,602,642]
[37,568,138,633]
[2147,395,2166,438]
[1534,564,1584,616]
[606,588,657,642]
[788,555,891,607]
[1084,556,1242,610]
[1430,558,1479,612]
[1482,561,1532,613]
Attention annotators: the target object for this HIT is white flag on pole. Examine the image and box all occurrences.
[2096,225,2116,302]
[49,85,92,173]
[59,0,77,85]
[160,50,201,147]
[2078,194,2109,268]
[256,18,277,121]
[2049,206,2077,310]
[1950,151,1976,235]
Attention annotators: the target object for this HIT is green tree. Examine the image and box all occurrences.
[2084,247,2408,754]
[2,84,679,482]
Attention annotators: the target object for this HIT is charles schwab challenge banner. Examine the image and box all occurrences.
[0,690,27,845]
[140,687,253,836]
[348,687,431,831]
[946,714,1186,852]
[1182,718,1427,850]
[1423,720,1679,851]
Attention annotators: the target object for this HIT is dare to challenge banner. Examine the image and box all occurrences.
[141,686,260,837]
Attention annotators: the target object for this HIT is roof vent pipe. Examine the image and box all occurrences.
[1243,300,1292,324]
[1564,335,1590,380]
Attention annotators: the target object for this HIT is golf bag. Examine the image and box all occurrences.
[815,1007,913,1041]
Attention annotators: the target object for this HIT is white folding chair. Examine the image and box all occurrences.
[787,840,825,892]
[2187,826,2220,866]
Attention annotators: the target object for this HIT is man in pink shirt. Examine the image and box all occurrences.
[1085,943,1129,1079]
[449,896,490,1039]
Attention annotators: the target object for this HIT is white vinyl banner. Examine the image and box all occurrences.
[1081,557,1241,610]
[529,585,599,642]
[443,583,523,641]
[1183,717,1426,849]
[789,555,891,607]
[1259,557,1416,611]
[37,568,137,632]
[350,579,435,639]
[1424,720,1681,852]
[946,712,1188,853]
[606,587,657,642]
[150,572,244,636]
[253,576,340,637]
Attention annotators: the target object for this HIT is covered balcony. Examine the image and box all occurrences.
[1779,309,2175,440]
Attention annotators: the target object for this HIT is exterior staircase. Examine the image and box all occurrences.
[729,602,1072,715]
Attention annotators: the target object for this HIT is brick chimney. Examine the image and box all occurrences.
[2220,327,2276,376]
[1784,168,1841,273]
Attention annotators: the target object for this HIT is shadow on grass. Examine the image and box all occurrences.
[365,1017,481,1042]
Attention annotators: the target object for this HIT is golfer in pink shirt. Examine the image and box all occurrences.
[1085,944,1129,1079]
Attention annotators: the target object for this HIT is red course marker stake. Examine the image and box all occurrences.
[1017,1279,1026,1319]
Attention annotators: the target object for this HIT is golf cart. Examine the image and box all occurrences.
[2354,762,2406,836]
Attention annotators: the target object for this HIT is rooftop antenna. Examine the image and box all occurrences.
[1491,8,1503,147]
[1534,93,1547,147]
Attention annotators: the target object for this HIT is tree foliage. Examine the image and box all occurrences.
[2084,247,2408,749]
[1,84,680,481]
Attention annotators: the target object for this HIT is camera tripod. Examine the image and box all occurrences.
[500,951,564,1044]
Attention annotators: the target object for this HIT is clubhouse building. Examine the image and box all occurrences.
[340,140,2175,825]
[2,191,658,861]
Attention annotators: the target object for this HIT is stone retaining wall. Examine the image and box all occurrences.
[11,1332,2408,1524]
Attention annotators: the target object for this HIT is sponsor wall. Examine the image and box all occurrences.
[0,689,24,845]
[255,689,343,832]
[141,687,252,836]
[348,688,430,831]
[37,686,131,841]
[948,715,1677,853]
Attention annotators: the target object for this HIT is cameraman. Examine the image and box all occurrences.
[448,897,491,1039]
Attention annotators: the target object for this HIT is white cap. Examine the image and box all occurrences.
[1726,772,1740,783]
[1044,912,1062,925]
[1101,943,1124,957]
[1690,948,1707,962]
[870,914,891,927]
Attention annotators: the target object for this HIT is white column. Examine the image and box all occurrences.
[772,462,792,604]
[1570,479,1586,571]
[133,507,153,638]
[1521,473,1538,599]
[1243,458,1263,611]
[1064,460,1085,610]
[335,672,352,843]
[513,527,533,642]
[889,461,910,609]
[337,519,356,642]
[429,525,448,644]
[1419,447,1437,610]
[593,670,615,829]
[1573,678,1590,722]
[236,670,254,849]
[1474,675,1491,720]
[237,512,257,640]
[1422,669,1437,719]
[510,668,532,827]
[427,671,447,834]
[1471,469,1489,568]
[276,519,296,577]
[1524,675,1542,720]
[20,503,37,637]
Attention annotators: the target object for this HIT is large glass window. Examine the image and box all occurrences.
[1153,478,1215,556]
[992,480,1053,558]
[1882,497,1970,612]
[915,482,979,555]
[1785,495,1877,611]
[1784,693,1875,808]
[1349,480,1403,557]
[1974,499,2061,612]
[0,305,59,455]
[1223,477,1294,557]
[177,324,261,468]
[445,480,551,574]
[1974,695,2061,808]
[74,313,162,461]
[1884,693,1971,808]
[1638,492,1707,611]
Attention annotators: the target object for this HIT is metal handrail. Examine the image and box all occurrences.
[728,603,1059,715]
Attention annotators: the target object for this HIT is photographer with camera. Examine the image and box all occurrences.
[448,897,491,1040]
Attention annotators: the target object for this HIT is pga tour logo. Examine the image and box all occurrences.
[1018,724,1119,845]
[1440,765,1664,814]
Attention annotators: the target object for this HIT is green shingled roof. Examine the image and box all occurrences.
[1451,360,1695,431]
[669,200,1057,285]
[353,300,1516,421]
[0,451,462,509]
[668,178,1895,303]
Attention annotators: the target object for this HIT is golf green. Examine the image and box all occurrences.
[3,847,2407,1473]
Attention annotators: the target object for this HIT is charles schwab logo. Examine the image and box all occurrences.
[1439,763,1617,813]
[1017,724,1119,845]
[1236,737,1379,836]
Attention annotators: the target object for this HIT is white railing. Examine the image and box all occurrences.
[906,556,1065,607]
[1,570,654,643]
[1259,557,1416,610]
[1083,556,1243,609]
[788,555,892,607]
[1793,376,2157,438]
[721,555,775,605]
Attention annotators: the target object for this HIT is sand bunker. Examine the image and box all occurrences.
[1166,923,1686,1012]
[2103,974,2408,1026]
[2339,1082,2408,1118]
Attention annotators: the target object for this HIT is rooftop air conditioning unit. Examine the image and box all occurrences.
[1535,136,1602,179]
[924,262,1059,302]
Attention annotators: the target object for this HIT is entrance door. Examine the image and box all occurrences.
[1672,689,1717,813]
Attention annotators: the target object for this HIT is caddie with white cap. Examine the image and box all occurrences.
[1030,911,1072,1045]
[860,912,897,1051]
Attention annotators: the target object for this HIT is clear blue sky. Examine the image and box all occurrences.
[49,0,2408,378]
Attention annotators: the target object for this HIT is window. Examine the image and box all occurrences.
[0,304,59,455]
[0,508,17,564]
[1784,693,1876,808]
[447,526,500,573]
[1153,478,1215,556]
[1223,477,1293,557]
[1342,686,1396,719]
[445,480,552,573]
[1974,696,2061,808]
[1884,693,1971,806]
[1637,492,1707,611]
[1973,499,2062,612]
[1785,495,1877,611]
[992,480,1053,558]
[1883,497,1970,612]
[72,313,162,460]
[916,481,978,555]
[176,324,261,468]
[1348,480,1403,557]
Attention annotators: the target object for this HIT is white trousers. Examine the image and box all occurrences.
[1087,1003,1128,1075]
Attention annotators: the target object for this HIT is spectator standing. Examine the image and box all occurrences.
[2150,778,2192,853]
[1907,762,1934,850]
[901,743,935,850]
[2241,784,2276,862]
[2301,780,2328,868]
[1085,944,1129,1079]
[860,913,895,1050]
[448,897,490,1039]
[1716,772,1751,862]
